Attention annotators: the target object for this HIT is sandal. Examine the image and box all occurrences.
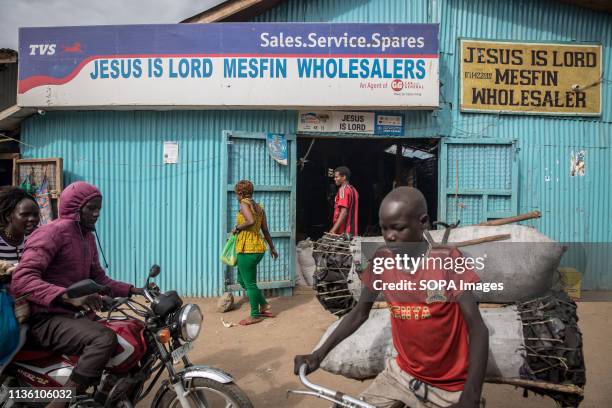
[239,317,264,326]
[259,304,276,318]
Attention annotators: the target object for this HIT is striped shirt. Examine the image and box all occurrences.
[333,184,359,235]
[0,234,25,263]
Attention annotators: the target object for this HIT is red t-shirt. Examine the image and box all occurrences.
[333,184,359,235]
[362,246,481,391]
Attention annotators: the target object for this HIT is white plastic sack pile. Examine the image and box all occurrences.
[296,239,317,286]
[350,225,566,303]
[294,249,307,287]
[317,308,525,380]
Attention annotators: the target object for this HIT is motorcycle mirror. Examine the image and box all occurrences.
[65,279,105,299]
[149,265,161,278]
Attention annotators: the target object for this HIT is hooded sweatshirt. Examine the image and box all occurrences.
[10,181,132,317]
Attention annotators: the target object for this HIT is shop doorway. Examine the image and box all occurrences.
[296,137,439,240]
[0,153,19,187]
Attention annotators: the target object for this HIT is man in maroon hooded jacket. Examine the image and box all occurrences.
[11,181,142,405]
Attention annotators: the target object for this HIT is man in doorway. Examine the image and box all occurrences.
[329,166,359,236]
[296,187,488,408]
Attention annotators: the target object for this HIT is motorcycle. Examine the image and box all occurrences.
[0,265,253,408]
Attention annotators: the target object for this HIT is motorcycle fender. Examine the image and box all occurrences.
[150,366,234,407]
[182,365,234,384]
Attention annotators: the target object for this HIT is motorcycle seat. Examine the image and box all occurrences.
[13,348,57,361]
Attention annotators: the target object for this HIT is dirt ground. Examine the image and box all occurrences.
[142,293,612,408]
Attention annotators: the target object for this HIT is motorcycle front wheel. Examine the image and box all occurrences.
[156,378,253,408]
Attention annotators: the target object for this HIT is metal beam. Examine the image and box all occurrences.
[0,105,36,132]
[183,0,259,23]
[559,0,612,12]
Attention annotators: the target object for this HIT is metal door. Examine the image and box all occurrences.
[222,131,296,292]
[439,138,518,225]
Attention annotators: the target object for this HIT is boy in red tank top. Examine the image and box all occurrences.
[295,187,488,408]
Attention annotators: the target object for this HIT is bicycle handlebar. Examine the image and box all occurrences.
[293,364,376,408]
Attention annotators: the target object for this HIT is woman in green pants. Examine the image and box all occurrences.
[232,180,278,325]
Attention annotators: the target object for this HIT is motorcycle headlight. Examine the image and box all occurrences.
[177,304,203,342]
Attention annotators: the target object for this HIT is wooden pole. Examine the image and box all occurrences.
[486,377,584,396]
[478,211,541,226]
[430,234,511,248]
[395,143,402,187]
[454,234,511,246]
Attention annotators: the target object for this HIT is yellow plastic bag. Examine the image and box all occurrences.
[221,235,238,267]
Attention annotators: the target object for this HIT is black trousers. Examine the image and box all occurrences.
[28,314,118,386]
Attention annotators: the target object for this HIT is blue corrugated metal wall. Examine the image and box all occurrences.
[20,0,612,290]
[433,0,612,289]
[256,0,612,289]
[440,139,519,225]
[21,110,296,296]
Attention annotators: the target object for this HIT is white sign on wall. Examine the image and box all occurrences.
[298,111,404,135]
[163,141,179,164]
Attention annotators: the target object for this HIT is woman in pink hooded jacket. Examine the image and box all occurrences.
[10,181,142,407]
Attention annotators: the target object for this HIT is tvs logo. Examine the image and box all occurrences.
[391,79,404,92]
[28,42,83,55]
[29,44,56,55]
[63,42,82,53]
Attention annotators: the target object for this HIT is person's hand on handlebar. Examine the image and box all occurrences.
[62,293,103,312]
[129,286,145,296]
[294,353,323,375]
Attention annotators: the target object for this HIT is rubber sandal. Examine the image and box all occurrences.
[239,317,263,325]
[260,310,276,318]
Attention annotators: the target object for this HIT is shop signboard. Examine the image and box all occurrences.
[460,39,602,116]
[298,111,403,136]
[18,23,439,109]
[374,114,404,135]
